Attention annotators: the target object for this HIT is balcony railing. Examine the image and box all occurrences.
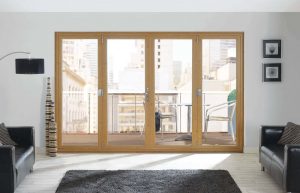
[62,90,230,134]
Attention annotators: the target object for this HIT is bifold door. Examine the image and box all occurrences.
[56,32,244,152]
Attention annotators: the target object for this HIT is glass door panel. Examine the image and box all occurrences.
[154,39,193,146]
[202,39,237,145]
[107,39,146,146]
[61,39,98,146]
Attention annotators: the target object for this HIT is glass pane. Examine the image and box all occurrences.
[62,39,98,146]
[155,39,193,146]
[107,39,145,146]
[202,39,237,145]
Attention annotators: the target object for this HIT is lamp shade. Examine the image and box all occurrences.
[15,58,44,74]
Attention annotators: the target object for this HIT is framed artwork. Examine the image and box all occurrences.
[263,40,281,58]
[263,63,281,82]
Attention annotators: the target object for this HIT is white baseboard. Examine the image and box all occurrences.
[36,147,46,155]
[244,147,259,154]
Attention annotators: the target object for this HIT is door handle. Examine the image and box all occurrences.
[145,88,149,102]
[98,89,104,96]
[196,88,202,96]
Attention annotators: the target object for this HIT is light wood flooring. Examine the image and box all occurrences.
[15,153,283,193]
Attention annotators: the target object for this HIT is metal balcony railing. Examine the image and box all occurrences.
[62,91,230,134]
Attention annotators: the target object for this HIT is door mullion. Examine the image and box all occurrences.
[192,36,202,146]
[197,35,203,146]
[145,36,155,148]
[100,34,108,148]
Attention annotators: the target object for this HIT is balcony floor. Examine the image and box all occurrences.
[62,132,236,146]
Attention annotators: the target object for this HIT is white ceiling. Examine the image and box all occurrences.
[0,0,300,12]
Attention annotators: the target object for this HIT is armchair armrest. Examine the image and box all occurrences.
[0,145,15,164]
[284,144,300,192]
[0,145,16,193]
[6,126,35,147]
[260,125,284,147]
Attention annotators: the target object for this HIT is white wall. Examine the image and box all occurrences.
[0,13,300,151]
[1,0,300,12]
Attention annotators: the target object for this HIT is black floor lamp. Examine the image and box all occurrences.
[0,51,44,74]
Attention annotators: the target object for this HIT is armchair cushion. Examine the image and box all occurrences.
[261,144,284,160]
[15,146,35,186]
[278,122,300,145]
[0,123,17,146]
[15,146,34,163]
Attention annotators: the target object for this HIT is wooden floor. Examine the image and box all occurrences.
[15,153,283,193]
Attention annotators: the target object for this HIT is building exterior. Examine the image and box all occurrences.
[62,39,98,134]
[62,61,87,133]
[61,38,236,135]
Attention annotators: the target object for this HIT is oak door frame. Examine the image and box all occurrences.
[55,32,102,152]
[55,32,244,153]
[197,32,244,151]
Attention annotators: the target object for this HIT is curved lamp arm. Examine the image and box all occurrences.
[0,51,31,61]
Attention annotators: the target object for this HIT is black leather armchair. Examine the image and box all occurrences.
[0,126,35,193]
[260,126,300,193]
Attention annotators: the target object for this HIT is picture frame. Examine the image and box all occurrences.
[263,40,281,58]
[263,63,281,82]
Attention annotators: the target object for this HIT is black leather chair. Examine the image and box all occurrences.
[0,126,35,193]
[260,125,300,193]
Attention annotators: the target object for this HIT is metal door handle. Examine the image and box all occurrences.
[98,89,104,96]
[196,88,202,96]
[145,88,149,102]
